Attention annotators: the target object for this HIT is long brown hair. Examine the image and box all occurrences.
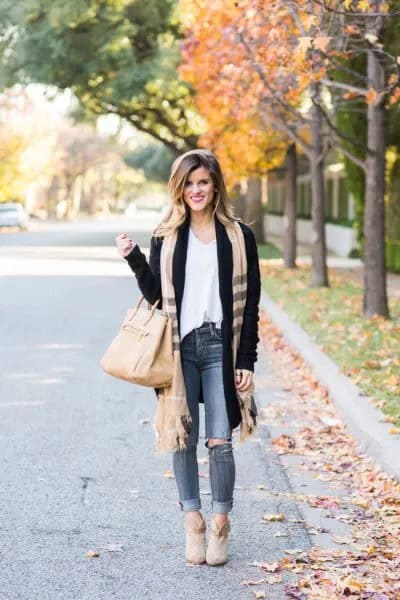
[154,149,237,238]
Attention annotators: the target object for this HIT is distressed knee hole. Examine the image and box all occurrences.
[207,438,230,448]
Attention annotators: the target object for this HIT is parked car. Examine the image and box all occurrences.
[0,203,29,230]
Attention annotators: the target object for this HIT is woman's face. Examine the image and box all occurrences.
[182,166,215,214]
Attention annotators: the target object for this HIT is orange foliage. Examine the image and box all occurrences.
[178,0,294,186]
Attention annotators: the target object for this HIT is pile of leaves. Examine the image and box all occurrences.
[260,263,400,424]
[256,310,400,599]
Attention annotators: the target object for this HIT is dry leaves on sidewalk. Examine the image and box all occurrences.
[258,311,400,599]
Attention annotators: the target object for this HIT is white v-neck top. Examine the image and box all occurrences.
[180,228,223,341]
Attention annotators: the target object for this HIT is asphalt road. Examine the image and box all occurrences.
[0,215,314,600]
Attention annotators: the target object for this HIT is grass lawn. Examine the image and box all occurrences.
[257,242,282,259]
[260,262,400,425]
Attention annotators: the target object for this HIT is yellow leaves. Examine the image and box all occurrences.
[257,301,400,600]
[340,575,364,593]
[382,414,397,424]
[253,592,266,599]
[295,35,313,59]
[356,0,388,13]
[261,513,285,522]
[343,0,353,8]
[357,0,369,10]
[86,550,100,558]
[295,33,331,59]
[163,469,175,479]
[297,72,312,90]
[353,497,369,509]
[388,426,400,435]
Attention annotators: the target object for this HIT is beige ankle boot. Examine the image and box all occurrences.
[206,517,230,566]
[184,512,206,564]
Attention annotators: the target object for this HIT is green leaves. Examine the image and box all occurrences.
[1,0,199,152]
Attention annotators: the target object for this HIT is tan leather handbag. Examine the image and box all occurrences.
[100,296,173,387]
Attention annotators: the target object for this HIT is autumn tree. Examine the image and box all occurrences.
[179,0,291,244]
[287,0,400,316]
[227,0,399,312]
[181,0,328,286]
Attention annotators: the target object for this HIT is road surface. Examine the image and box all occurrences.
[0,215,336,600]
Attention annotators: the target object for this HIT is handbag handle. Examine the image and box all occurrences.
[129,295,161,325]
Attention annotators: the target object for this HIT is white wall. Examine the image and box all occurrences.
[264,214,358,257]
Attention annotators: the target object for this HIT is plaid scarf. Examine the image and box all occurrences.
[156,220,257,453]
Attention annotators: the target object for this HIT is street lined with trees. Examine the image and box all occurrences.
[1,2,400,598]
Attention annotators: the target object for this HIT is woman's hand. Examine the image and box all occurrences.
[235,369,253,392]
[116,233,136,258]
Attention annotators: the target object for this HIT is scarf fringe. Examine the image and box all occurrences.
[155,390,192,453]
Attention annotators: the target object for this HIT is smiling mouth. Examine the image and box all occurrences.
[191,196,204,201]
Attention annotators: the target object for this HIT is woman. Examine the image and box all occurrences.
[116,149,260,567]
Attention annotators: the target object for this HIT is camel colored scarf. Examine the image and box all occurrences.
[155,220,257,453]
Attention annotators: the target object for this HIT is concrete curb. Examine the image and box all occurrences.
[260,289,400,482]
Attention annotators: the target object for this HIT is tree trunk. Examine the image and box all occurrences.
[244,176,265,243]
[363,12,389,318]
[310,83,329,287]
[283,143,297,268]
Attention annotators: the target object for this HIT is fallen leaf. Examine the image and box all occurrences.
[332,535,352,545]
[139,418,150,425]
[253,592,266,599]
[163,469,175,479]
[340,575,364,592]
[388,426,400,435]
[262,513,285,522]
[272,434,296,454]
[353,497,369,509]
[382,415,397,424]
[86,550,100,558]
[251,560,281,572]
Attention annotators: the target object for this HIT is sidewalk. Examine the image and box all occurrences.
[252,312,400,598]
[260,289,400,483]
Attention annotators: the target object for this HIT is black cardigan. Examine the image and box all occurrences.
[124,216,261,430]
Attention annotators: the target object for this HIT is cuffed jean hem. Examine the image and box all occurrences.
[179,499,202,512]
[211,500,233,514]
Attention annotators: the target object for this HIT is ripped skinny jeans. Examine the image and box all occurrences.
[172,322,235,514]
